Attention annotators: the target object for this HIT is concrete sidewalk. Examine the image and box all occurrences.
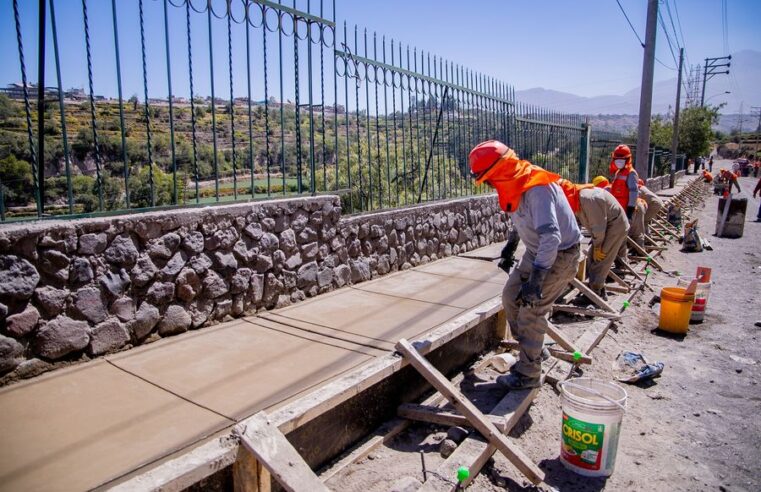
[0,248,506,492]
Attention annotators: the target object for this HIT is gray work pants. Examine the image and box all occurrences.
[502,244,581,378]
[619,202,646,256]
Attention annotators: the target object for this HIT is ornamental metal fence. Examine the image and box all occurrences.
[1,0,592,222]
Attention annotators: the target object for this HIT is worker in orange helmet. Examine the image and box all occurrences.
[702,170,713,183]
[469,140,581,390]
[637,178,664,235]
[608,144,640,220]
[720,168,742,194]
[557,179,629,299]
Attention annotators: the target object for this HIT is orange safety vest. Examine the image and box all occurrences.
[610,166,638,210]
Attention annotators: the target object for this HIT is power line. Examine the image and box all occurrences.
[669,0,690,67]
[615,0,645,47]
[657,10,679,68]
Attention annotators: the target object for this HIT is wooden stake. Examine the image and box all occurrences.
[627,237,665,271]
[395,339,545,485]
[238,413,329,492]
[570,277,617,312]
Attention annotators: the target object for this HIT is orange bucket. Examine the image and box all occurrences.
[658,287,695,334]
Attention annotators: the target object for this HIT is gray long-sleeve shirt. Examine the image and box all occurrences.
[509,183,582,270]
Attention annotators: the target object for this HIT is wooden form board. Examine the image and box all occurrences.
[238,412,328,492]
[395,338,545,485]
[417,386,540,491]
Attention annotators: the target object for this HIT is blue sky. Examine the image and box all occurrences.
[1,0,758,110]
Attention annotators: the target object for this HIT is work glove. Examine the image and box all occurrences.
[626,206,635,220]
[593,246,606,262]
[518,266,550,307]
[498,230,520,274]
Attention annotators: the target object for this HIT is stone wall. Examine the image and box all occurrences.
[0,195,507,381]
[645,170,686,192]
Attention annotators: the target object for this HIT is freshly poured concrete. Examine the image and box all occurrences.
[109,320,373,421]
[0,361,231,492]
[264,287,463,350]
[0,248,507,491]
[416,256,507,285]
[354,269,503,309]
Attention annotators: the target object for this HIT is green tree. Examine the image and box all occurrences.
[678,105,720,160]
[128,164,173,208]
[649,114,673,149]
[0,155,34,206]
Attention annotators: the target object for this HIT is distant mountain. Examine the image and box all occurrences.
[515,50,761,116]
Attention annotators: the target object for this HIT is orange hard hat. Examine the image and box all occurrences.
[612,144,632,160]
[469,140,517,185]
[592,176,609,187]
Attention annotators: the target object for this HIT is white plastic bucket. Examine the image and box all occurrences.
[559,378,627,477]
[676,277,712,323]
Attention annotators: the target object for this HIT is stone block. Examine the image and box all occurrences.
[6,305,40,338]
[89,317,130,355]
[34,315,89,359]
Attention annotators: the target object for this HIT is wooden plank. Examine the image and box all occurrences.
[496,309,509,340]
[607,270,631,291]
[619,259,644,281]
[239,412,329,492]
[605,285,630,294]
[398,404,508,432]
[396,339,545,485]
[418,387,540,491]
[547,348,593,365]
[544,321,580,353]
[233,447,260,492]
[552,304,622,320]
[570,278,617,312]
[318,371,468,482]
[627,238,665,271]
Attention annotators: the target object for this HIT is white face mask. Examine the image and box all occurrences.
[614,158,626,169]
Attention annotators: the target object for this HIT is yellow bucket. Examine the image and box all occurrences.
[658,287,695,334]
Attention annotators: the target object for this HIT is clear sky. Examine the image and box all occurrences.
[1,0,758,111]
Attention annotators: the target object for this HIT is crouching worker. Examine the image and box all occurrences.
[638,179,664,234]
[469,141,581,390]
[557,179,629,299]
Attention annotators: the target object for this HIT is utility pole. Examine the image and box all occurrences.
[670,48,684,188]
[701,55,731,106]
[635,0,658,179]
[751,106,761,132]
[737,103,744,155]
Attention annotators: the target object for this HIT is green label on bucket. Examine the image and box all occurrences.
[561,412,604,470]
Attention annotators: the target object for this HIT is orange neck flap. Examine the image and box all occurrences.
[487,159,561,212]
[556,179,594,214]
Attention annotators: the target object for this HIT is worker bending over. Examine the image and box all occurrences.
[557,179,629,299]
[594,174,647,252]
[470,141,581,390]
[702,170,713,183]
[638,179,664,234]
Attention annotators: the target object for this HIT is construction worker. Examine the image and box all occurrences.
[720,168,742,194]
[469,140,581,390]
[594,174,646,252]
[638,179,664,233]
[754,177,761,222]
[609,144,640,220]
[702,170,713,183]
[557,179,629,299]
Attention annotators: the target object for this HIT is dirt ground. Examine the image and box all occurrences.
[325,171,761,492]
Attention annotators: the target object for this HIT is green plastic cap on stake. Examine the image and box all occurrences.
[573,351,582,361]
[645,268,652,275]
[457,466,470,483]
[622,300,630,310]
[646,256,653,263]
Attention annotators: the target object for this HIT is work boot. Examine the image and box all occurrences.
[592,287,608,301]
[496,369,541,390]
